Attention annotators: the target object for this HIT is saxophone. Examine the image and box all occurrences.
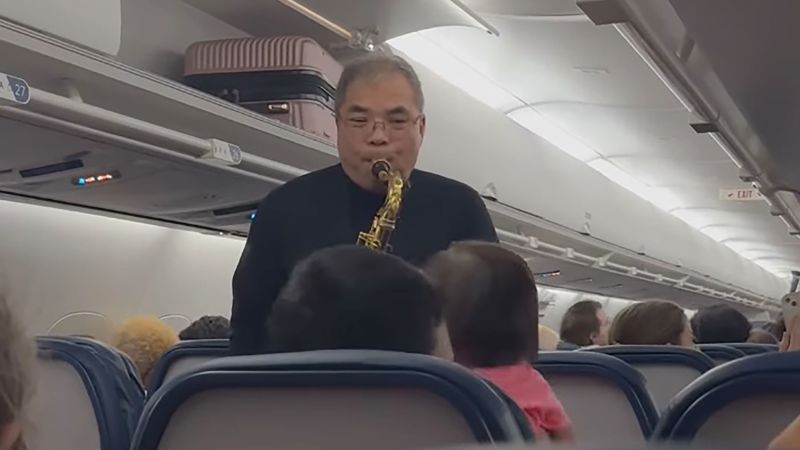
[356,159,405,251]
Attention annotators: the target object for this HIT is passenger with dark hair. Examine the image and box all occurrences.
[610,301,695,348]
[690,303,751,343]
[267,245,446,356]
[559,300,609,347]
[425,242,573,442]
[179,315,231,340]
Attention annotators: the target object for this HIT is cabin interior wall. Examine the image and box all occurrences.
[0,199,244,336]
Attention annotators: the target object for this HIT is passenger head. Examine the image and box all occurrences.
[0,297,35,450]
[114,316,178,384]
[560,300,609,347]
[425,241,538,368]
[538,325,559,351]
[268,245,441,355]
[178,315,231,340]
[610,301,694,348]
[748,328,779,345]
[335,53,425,191]
[690,303,752,343]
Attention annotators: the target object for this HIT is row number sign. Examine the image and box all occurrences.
[0,72,31,106]
[719,188,764,202]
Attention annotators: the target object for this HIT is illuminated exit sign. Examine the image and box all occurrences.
[719,188,764,201]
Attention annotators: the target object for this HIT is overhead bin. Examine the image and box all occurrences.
[0,0,121,55]
[181,0,497,51]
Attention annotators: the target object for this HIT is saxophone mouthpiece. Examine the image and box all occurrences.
[371,159,392,181]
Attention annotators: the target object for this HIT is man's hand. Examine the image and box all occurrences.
[780,316,800,352]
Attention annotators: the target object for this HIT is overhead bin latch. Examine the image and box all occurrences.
[202,139,243,166]
[0,72,31,106]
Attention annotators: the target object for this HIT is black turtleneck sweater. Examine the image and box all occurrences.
[230,164,498,355]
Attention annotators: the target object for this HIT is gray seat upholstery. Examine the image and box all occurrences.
[132,350,525,450]
[536,352,658,447]
[585,346,715,410]
[147,339,229,394]
[655,351,800,447]
[32,337,144,450]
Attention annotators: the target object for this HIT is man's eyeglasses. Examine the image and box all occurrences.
[341,114,423,132]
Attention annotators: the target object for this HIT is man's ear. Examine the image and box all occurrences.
[589,331,599,344]
[418,114,427,140]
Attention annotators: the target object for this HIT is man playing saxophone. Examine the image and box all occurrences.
[230,53,498,355]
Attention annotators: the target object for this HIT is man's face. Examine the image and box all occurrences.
[336,72,425,191]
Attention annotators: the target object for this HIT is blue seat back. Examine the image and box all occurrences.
[536,351,658,445]
[147,339,229,393]
[725,343,779,355]
[697,344,747,365]
[33,336,145,450]
[132,350,525,450]
[654,351,800,447]
[584,346,715,410]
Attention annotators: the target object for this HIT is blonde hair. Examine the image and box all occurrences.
[114,316,177,383]
[0,297,35,450]
[538,325,560,351]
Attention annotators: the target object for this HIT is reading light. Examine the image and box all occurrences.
[534,270,562,278]
[249,212,257,222]
[72,170,120,186]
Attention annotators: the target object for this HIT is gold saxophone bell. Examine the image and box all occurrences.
[356,160,405,251]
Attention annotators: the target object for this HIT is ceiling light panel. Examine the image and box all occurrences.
[388,30,521,110]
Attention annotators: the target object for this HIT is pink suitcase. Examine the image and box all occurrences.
[184,36,342,141]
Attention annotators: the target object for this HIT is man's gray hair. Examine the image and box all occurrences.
[335,53,425,113]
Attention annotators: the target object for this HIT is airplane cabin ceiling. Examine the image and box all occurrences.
[460,0,583,17]
[668,0,800,214]
[408,10,800,278]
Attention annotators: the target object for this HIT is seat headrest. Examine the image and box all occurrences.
[536,351,658,435]
[697,344,747,361]
[36,336,145,450]
[136,350,524,450]
[147,339,230,392]
[725,343,779,355]
[654,351,800,440]
[584,346,715,372]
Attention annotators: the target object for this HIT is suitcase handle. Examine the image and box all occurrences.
[265,103,290,114]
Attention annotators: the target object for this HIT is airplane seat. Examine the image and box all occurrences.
[697,344,747,365]
[535,351,658,445]
[556,342,580,351]
[147,339,229,394]
[32,337,146,450]
[725,343,779,355]
[131,350,526,450]
[654,351,800,447]
[584,346,715,410]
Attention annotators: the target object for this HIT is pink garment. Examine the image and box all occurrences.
[474,363,571,437]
